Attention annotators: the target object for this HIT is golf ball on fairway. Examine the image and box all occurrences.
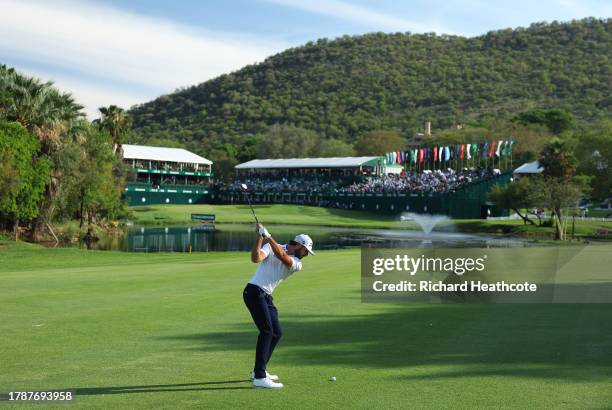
[329,376,336,381]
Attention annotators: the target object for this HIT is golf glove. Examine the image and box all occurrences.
[258,225,271,239]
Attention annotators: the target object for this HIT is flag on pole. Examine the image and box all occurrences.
[507,140,515,156]
[460,144,465,160]
[496,140,503,157]
[466,143,471,159]
[488,141,496,158]
[433,146,438,162]
[503,140,512,156]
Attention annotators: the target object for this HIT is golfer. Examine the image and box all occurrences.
[243,223,315,388]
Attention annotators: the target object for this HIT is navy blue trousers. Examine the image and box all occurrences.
[243,283,282,379]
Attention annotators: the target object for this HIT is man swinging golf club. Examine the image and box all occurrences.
[243,223,315,388]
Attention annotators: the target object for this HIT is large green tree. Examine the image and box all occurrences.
[77,127,124,225]
[0,66,83,239]
[256,124,319,159]
[488,177,537,225]
[514,109,575,135]
[314,138,356,157]
[536,138,583,240]
[0,121,50,231]
[539,138,577,180]
[354,130,405,156]
[574,120,612,201]
[54,120,128,227]
[1,67,128,240]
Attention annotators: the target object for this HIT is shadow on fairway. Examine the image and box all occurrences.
[159,303,612,381]
[75,380,251,395]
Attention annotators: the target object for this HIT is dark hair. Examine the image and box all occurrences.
[289,240,303,259]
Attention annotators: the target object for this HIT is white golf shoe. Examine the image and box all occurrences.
[252,377,283,389]
[250,371,279,381]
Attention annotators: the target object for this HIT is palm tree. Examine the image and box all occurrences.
[1,65,83,150]
[1,66,85,240]
[96,105,130,155]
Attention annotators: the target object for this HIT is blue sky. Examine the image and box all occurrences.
[1,0,610,118]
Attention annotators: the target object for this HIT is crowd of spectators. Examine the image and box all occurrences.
[337,168,497,194]
[128,160,208,173]
[214,167,497,194]
[215,176,343,193]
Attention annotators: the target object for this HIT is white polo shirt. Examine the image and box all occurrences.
[248,243,302,294]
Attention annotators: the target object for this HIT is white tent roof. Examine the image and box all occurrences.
[513,160,543,174]
[235,157,381,169]
[122,144,212,165]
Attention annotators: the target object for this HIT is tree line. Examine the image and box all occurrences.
[128,18,612,171]
[0,65,129,240]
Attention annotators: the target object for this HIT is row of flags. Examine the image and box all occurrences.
[384,140,515,165]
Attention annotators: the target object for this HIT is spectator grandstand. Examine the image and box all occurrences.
[338,167,498,194]
[122,144,213,205]
[216,166,497,195]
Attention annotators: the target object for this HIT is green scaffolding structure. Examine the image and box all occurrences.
[203,172,512,219]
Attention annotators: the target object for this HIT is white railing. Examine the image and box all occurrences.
[487,214,612,222]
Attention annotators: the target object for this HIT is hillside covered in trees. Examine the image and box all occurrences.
[129,18,612,156]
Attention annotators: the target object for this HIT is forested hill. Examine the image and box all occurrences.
[129,18,612,151]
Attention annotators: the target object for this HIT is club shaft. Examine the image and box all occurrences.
[244,192,259,224]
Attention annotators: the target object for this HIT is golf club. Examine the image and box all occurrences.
[240,183,260,225]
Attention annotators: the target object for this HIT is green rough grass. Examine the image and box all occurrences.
[453,218,612,239]
[128,204,407,229]
[1,240,611,409]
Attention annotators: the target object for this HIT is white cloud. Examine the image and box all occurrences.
[0,0,286,118]
[267,0,459,35]
[24,69,154,119]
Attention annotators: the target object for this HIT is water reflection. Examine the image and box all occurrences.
[76,224,532,252]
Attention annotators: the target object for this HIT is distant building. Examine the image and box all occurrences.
[409,121,432,147]
[122,144,213,205]
[409,132,426,147]
[425,121,432,136]
[513,160,543,179]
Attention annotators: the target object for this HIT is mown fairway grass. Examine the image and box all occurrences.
[1,240,611,409]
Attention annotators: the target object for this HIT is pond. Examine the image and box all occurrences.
[73,223,533,252]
